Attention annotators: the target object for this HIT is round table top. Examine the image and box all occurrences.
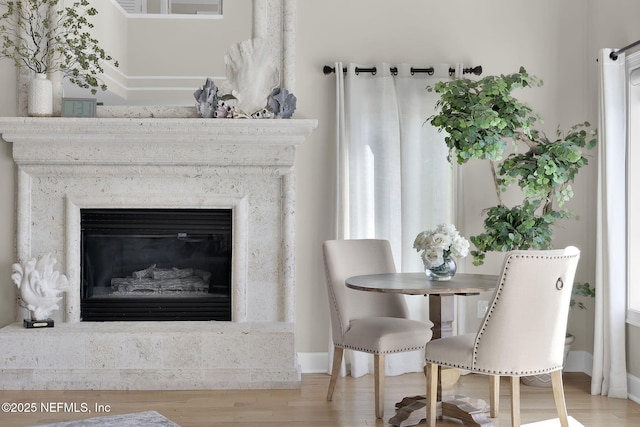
[345,272,498,296]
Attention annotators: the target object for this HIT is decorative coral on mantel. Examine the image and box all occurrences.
[268,88,297,119]
[194,77,219,118]
[220,38,280,116]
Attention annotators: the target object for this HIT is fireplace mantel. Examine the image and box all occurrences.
[1,117,317,165]
[0,117,317,390]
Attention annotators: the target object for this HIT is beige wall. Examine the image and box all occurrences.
[0,0,638,377]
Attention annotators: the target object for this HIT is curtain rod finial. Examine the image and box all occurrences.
[323,65,336,75]
[469,65,483,75]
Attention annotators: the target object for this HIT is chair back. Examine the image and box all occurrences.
[323,239,409,345]
[472,247,580,375]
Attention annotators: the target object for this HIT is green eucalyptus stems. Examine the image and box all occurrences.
[468,200,564,265]
[428,67,597,265]
[571,282,596,310]
[430,67,541,165]
[0,0,118,94]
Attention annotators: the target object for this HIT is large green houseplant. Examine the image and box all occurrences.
[0,0,118,96]
[428,67,596,387]
[427,67,597,266]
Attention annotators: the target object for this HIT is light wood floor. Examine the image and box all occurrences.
[0,373,638,426]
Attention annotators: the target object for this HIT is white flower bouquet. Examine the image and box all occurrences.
[413,223,470,268]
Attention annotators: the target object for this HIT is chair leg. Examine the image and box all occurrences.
[374,354,385,419]
[489,375,500,418]
[510,376,521,426]
[326,346,344,401]
[425,362,438,427]
[551,370,570,427]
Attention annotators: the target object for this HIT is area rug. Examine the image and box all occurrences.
[32,410,181,427]
[523,416,584,426]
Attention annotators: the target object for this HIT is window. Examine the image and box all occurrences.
[627,53,640,326]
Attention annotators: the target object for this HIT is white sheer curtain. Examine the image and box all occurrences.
[330,62,456,377]
[592,48,628,398]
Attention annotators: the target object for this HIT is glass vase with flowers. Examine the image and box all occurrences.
[414,223,470,281]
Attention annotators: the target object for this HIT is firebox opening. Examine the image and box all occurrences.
[80,208,232,321]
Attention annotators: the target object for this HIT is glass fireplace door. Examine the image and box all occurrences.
[80,208,232,321]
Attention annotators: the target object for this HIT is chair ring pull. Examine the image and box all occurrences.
[556,278,564,291]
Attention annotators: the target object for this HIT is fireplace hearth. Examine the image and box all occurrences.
[81,208,232,321]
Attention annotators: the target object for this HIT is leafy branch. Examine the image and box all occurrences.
[571,282,596,309]
[498,123,597,213]
[469,200,568,265]
[428,66,542,165]
[0,0,118,93]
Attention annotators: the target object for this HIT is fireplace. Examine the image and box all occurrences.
[0,117,317,390]
[81,208,232,321]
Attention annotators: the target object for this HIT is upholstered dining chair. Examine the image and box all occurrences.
[424,247,580,427]
[323,239,434,419]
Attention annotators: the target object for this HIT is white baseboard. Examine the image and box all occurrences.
[628,373,640,404]
[298,352,329,374]
[300,350,595,376]
[565,350,593,376]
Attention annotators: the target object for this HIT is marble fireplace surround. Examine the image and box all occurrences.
[0,117,317,390]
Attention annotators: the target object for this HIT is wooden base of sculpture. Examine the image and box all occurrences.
[23,318,54,328]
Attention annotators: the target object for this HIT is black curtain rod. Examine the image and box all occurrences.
[322,65,483,76]
[610,39,640,60]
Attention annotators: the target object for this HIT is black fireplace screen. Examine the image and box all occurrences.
[80,208,232,321]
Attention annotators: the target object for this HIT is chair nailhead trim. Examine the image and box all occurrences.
[343,344,426,354]
[324,263,347,335]
[423,359,563,376]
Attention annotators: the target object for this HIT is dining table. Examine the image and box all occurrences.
[346,272,498,427]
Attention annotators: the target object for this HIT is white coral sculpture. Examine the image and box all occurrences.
[221,38,280,116]
[11,253,69,321]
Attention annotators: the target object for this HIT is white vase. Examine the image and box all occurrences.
[28,73,53,117]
